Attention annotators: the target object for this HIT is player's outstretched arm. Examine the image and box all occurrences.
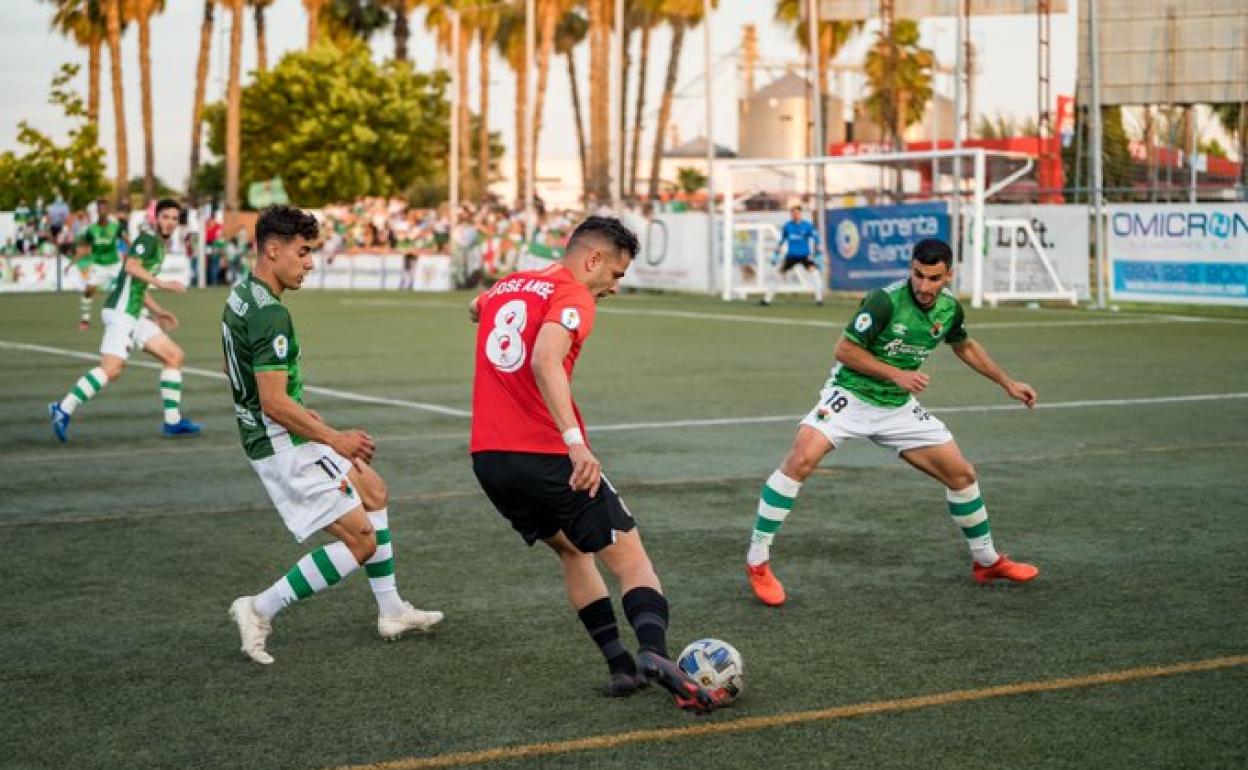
[123,255,184,293]
[950,339,1037,408]
[531,322,601,497]
[835,336,930,394]
[255,370,376,461]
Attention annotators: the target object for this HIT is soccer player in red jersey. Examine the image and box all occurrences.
[469,216,716,713]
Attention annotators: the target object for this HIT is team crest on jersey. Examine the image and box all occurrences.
[560,307,581,331]
[273,334,289,359]
[930,322,943,338]
[853,312,872,333]
[340,480,355,498]
[815,406,832,422]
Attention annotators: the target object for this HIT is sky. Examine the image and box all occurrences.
[0,0,1077,191]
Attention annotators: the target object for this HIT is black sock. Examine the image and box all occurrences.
[577,597,636,676]
[622,587,669,659]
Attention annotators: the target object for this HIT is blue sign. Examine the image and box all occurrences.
[825,202,950,291]
[1112,260,1248,301]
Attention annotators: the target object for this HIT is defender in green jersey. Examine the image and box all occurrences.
[745,239,1040,606]
[49,199,201,442]
[72,199,128,330]
[225,206,441,666]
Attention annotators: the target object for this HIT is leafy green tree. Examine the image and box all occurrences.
[201,43,452,207]
[1062,104,1134,201]
[676,165,706,194]
[862,19,934,150]
[0,64,108,210]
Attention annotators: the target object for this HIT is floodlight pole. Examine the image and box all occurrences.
[704,0,715,283]
[611,0,624,208]
[807,0,828,287]
[525,0,536,239]
[449,8,460,232]
[952,0,966,285]
[1088,0,1106,308]
[1188,106,1198,203]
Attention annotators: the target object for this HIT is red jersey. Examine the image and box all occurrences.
[470,264,597,454]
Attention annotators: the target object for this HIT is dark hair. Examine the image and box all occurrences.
[911,238,953,268]
[566,215,640,260]
[155,198,181,216]
[255,205,319,250]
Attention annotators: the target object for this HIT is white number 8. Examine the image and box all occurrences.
[486,299,528,373]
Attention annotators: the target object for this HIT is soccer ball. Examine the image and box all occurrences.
[677,638,744,703]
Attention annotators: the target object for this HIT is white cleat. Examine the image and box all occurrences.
[229,596,274,665]
[378,601,443,641]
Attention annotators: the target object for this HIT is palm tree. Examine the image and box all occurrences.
[189,0,214,194]
[388,0,412,62]
[303,0,326,47]
[126,0,165,201]
[530,0,564,195]
[251,0,276,72]
[46,0,106,126]
[862,19,933,151]
[321,0,391,47]
[473,3,501,196]
[421,0,472,202]
[774,0,859,156]
[646,0,712,201]
[102,0,128,207]
[225,0,244,210]
[587,0,610,201]
[496,5,529,204]
[628,0,662,195]
[555,9,589,199]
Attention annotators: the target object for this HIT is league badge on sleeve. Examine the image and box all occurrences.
[854,312,872,333]
[273,334,289,359]
[560,307,581,332]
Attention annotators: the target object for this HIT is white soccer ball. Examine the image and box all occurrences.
[677,638,744,703]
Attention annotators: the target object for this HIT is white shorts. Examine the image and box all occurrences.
[251,442,361,542]
[800,386,953,455]
[99,307,164,359]
[87,261,122,289]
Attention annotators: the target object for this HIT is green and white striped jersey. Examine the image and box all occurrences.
[830,280,968,408]
[221,276,306,461]
[103,232,163,318]
[82,220,123,266]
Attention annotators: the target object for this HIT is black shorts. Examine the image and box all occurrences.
[780,256,816,273]
[472,451,636,553]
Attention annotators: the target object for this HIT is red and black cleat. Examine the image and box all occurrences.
[638,651,718,714]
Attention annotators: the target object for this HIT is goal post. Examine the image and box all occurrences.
[979,217,1079,306]
[719,148,1078,307]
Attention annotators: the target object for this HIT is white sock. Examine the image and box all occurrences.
[253,541,361,620]
[748,470,802,566]
[159,368,182,425]
[60,367,109,415]
[365,509,405,616]
[947,483,999,567]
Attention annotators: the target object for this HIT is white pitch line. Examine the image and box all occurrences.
[334,298,1246,330]
[5,340,1246,430]
[0,340,471,418]
[590,392,1248,432]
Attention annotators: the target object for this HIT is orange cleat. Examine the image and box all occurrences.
[746,562,786,606]
[972,554,1039,585]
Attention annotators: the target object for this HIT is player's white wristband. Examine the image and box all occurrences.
[562,427,586,447]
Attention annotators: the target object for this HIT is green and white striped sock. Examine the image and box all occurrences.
[747,470,802,566]
[59,367,109,415]
[947,483,999,567]
[252,541,361,620]
[79,295,92,323]
[159,368,182,425]
[365,509,404,616]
